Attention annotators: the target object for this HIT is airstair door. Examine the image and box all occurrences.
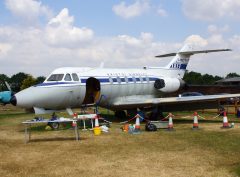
[82,77,101,104]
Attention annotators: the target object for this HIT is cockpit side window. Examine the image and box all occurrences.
[72,73,79,81]
[47,74,64,81]
[64,73,72,81]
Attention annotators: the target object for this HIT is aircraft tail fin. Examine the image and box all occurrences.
[155,44,231,78]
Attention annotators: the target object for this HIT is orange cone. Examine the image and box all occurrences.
[123,124,129,132]
[192,112,199,129]
[134,114,141,131]
[167,113,174,131]
[93,115,101,135]
[222,111,229,128]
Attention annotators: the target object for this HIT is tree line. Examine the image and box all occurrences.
[0,71,239,93]
[183,71,240,85]
[0,72,45,92]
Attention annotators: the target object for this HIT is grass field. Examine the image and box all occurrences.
[0,105,240,177]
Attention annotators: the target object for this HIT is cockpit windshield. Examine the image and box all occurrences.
[47,74,64,81]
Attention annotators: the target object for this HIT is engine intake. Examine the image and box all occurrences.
[154,78,185,93]
[154,79,165,89]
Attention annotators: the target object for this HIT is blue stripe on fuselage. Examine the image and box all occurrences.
[81,78,110,83]
[34,82,78,87]
[35,77,159,87]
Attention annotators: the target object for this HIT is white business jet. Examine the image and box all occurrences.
[9,44,240,118]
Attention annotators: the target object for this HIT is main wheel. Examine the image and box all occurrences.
[115,110,127,119]
[48,122,60,130]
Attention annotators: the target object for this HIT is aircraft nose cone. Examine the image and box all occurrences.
[10,95,17,106]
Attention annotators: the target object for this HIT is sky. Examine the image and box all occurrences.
[1,0,240,77]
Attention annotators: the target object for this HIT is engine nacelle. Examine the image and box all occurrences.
[154,78,185,93]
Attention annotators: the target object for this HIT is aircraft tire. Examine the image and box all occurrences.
[48,122,60,130]
[115,110,127,119]
[145,123,157,131]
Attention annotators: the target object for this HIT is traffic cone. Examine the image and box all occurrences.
[93,115,101,135]
[222,111,230,128]
[72,120,77,127]
[167,113,174,131]
[134,114,141,132]
[73,112,78,119]
[94,115,100,127]
[192,112,199,130]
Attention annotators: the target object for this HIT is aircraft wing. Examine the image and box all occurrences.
[113,94,240,112]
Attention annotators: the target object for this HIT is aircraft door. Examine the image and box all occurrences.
[82,77,101,104]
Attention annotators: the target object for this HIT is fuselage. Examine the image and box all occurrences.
[12,66,184,111]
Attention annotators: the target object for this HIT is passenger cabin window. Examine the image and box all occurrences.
[139,76,143,83]
[125,76,128,83]
[109,77,113,84]
[117,76,121,84]
[146,77,149,83]
[128,78,133,82]
[72,73,79,81]
[47,74,64,81]
[132,76,136,83]
[64,73,72,81]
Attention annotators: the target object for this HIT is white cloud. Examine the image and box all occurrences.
[182,0,240,21]
[112,0,150,19]
[208,24,229,34]
[208,34,224,45]
[45,8,94,47]
[5,0,52,23]
[48,8,73,27]
[157,8,168,17]
[184,35,208,47]
[0,43,12,57]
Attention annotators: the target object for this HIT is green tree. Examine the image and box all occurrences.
[20,75,37,90]
[10,72,28,92]
[214,75,223,81]
[202,74,216,85]
[36,76,46,84]
[183,71,223,85]
[183,71,203,85]
[0,74,10,91]
[226,72,240,78]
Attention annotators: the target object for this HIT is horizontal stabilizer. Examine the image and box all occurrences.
[155,53,177,57]
[156,49,231,58]
[179,49,231,56]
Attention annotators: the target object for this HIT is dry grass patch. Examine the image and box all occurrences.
[0,110,240,177]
